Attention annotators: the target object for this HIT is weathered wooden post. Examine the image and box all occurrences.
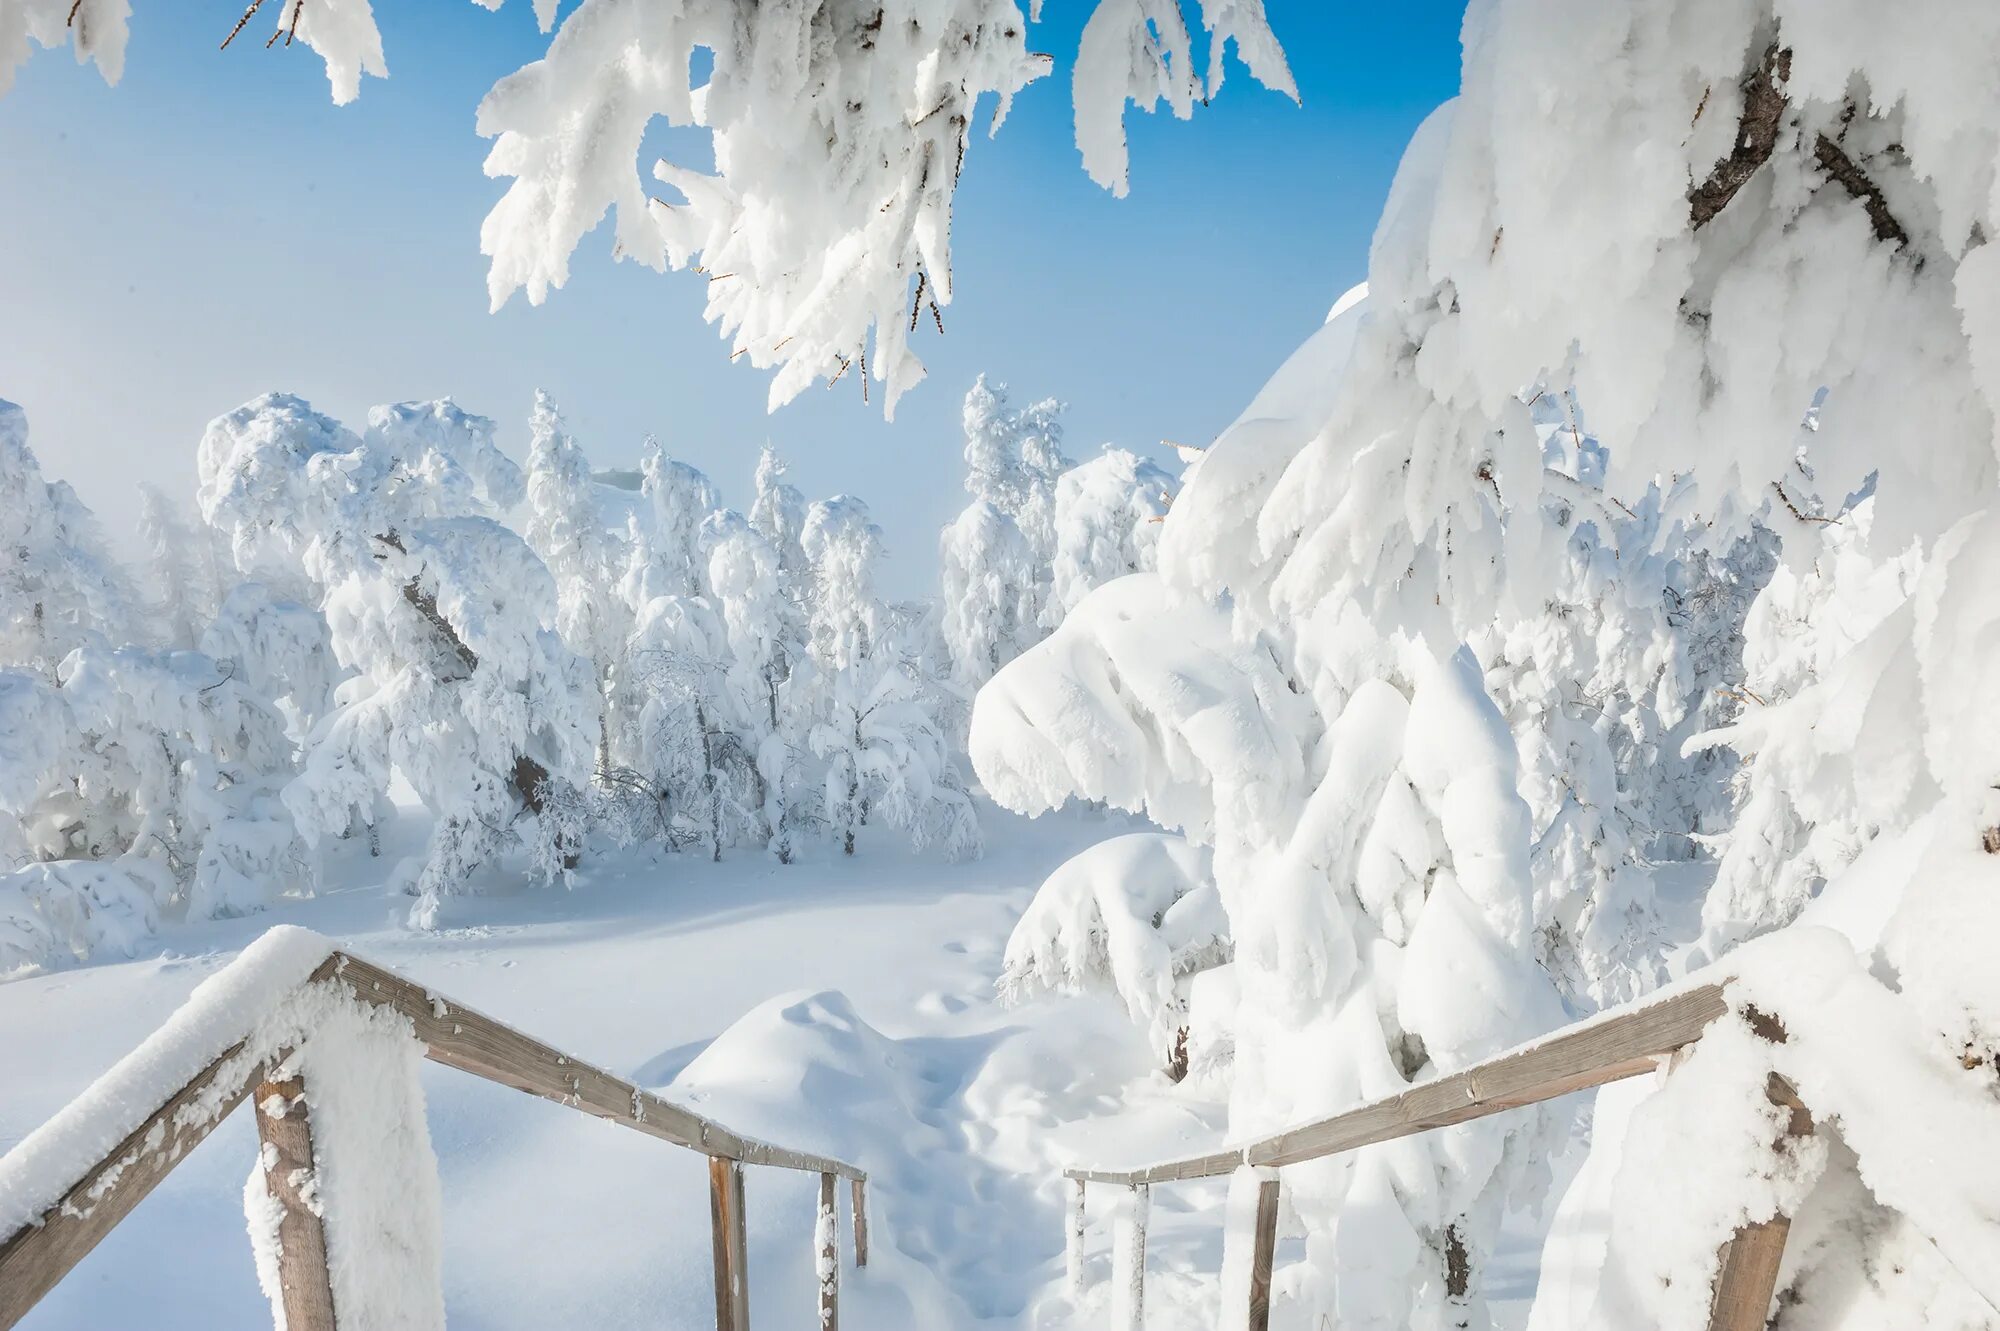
[1111,1182,1149,1331]
[850,1176,869,1267]
[1065,1178,1088,1299]
[709,1157,750,1331]
[250,1073,339,1331]
[1703,1006,1815,1331]
[1245,1173,1281,1331]
[1705,1070,1813,1331]
[817,1173,840,1331]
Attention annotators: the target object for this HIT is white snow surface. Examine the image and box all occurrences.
[3,802,1414,1331]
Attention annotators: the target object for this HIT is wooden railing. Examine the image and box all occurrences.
[0,947,867,1331]
[1061,980,1813,1331]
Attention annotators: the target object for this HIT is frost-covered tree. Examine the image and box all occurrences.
[1042,445,1174,627]
[624,436,719,606]
[938,501,1039,690]
[975,569,1567,1329]
[939,376,1077,687]
[706,510,808,863]
[10,4,1292,412]
[136,484,228,650]
[628,591,757,862]
[1000,831,1227,1080]
[198,392,596,927]
[960,374,1070,561]
[748,444,807,576]
[200,582,342,741]
[983,5,2000,1322]
[804,497,978,860]
[0,642,314,958]
[0,399,134,677]
[524,390,631,770]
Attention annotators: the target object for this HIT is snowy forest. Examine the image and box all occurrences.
[4,3,2000,1331]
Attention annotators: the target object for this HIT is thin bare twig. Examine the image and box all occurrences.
[220,0,270,50]
[1772,479,1840,525]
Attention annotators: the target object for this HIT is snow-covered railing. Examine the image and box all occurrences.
[0,927,867,1331]
[1060,979,1808,1331]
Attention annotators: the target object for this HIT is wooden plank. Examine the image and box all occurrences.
[709,1156,750,1331]
[0,1038,278,1331]
[327,953,864,1180]
[850,1176,868,1268]
[1705,1072,1812,1330]
[818,1172,839,1331]
[1245,1174,1280,1331]
[249,1074,338,1331]
[1068,982,1729,1185]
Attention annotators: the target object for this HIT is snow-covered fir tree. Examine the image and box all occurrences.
[523,390,631,772]
[804,497,978,861]
[1000,831,1227,1080]
[1041,445,1174,627]
[626,436,719,605]
[705,510,807,864]
[135,484,227,650]
[197,392,597,927]
[748,443,807,576]
[940,376,1074,688]
[0,400,134,677]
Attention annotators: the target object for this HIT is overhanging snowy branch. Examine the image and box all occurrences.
[1689,39,1910,250]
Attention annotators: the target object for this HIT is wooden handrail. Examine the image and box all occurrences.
[328,953,866,1179]
[1066,980,1729,1185]
[1060,978,1815,1331]
[0,944,867,1331]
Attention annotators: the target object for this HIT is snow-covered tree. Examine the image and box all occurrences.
[1042,445,1174,627]
[999,831,1227,1079]
[748,444,806,576]
[706,510,808,863]
[200,582,342,741]
[804,497,978,860]
[627,591,757,863]
[975,567,1567,1329]
[979,5,2000,1322]
[136,484,227,650]
[10,5,1292,412]
[524,390,631,771]
[960,374,1070,561]
[0,399,134,677]
[939,376,1077,688]
[938,501,1039,689]
[0,643,315,942]
[198,392,596,927]
[624,436,719,606]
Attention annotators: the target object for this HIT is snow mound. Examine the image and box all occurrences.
[671,991,932,1152]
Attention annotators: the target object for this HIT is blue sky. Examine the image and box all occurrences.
[0,3,1465,595]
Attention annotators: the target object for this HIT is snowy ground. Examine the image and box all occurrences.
[0,801,1558,1329]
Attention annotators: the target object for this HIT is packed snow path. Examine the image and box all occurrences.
[0,805,1258,1330]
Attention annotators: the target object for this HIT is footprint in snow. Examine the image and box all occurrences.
[914,990,969,1018]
